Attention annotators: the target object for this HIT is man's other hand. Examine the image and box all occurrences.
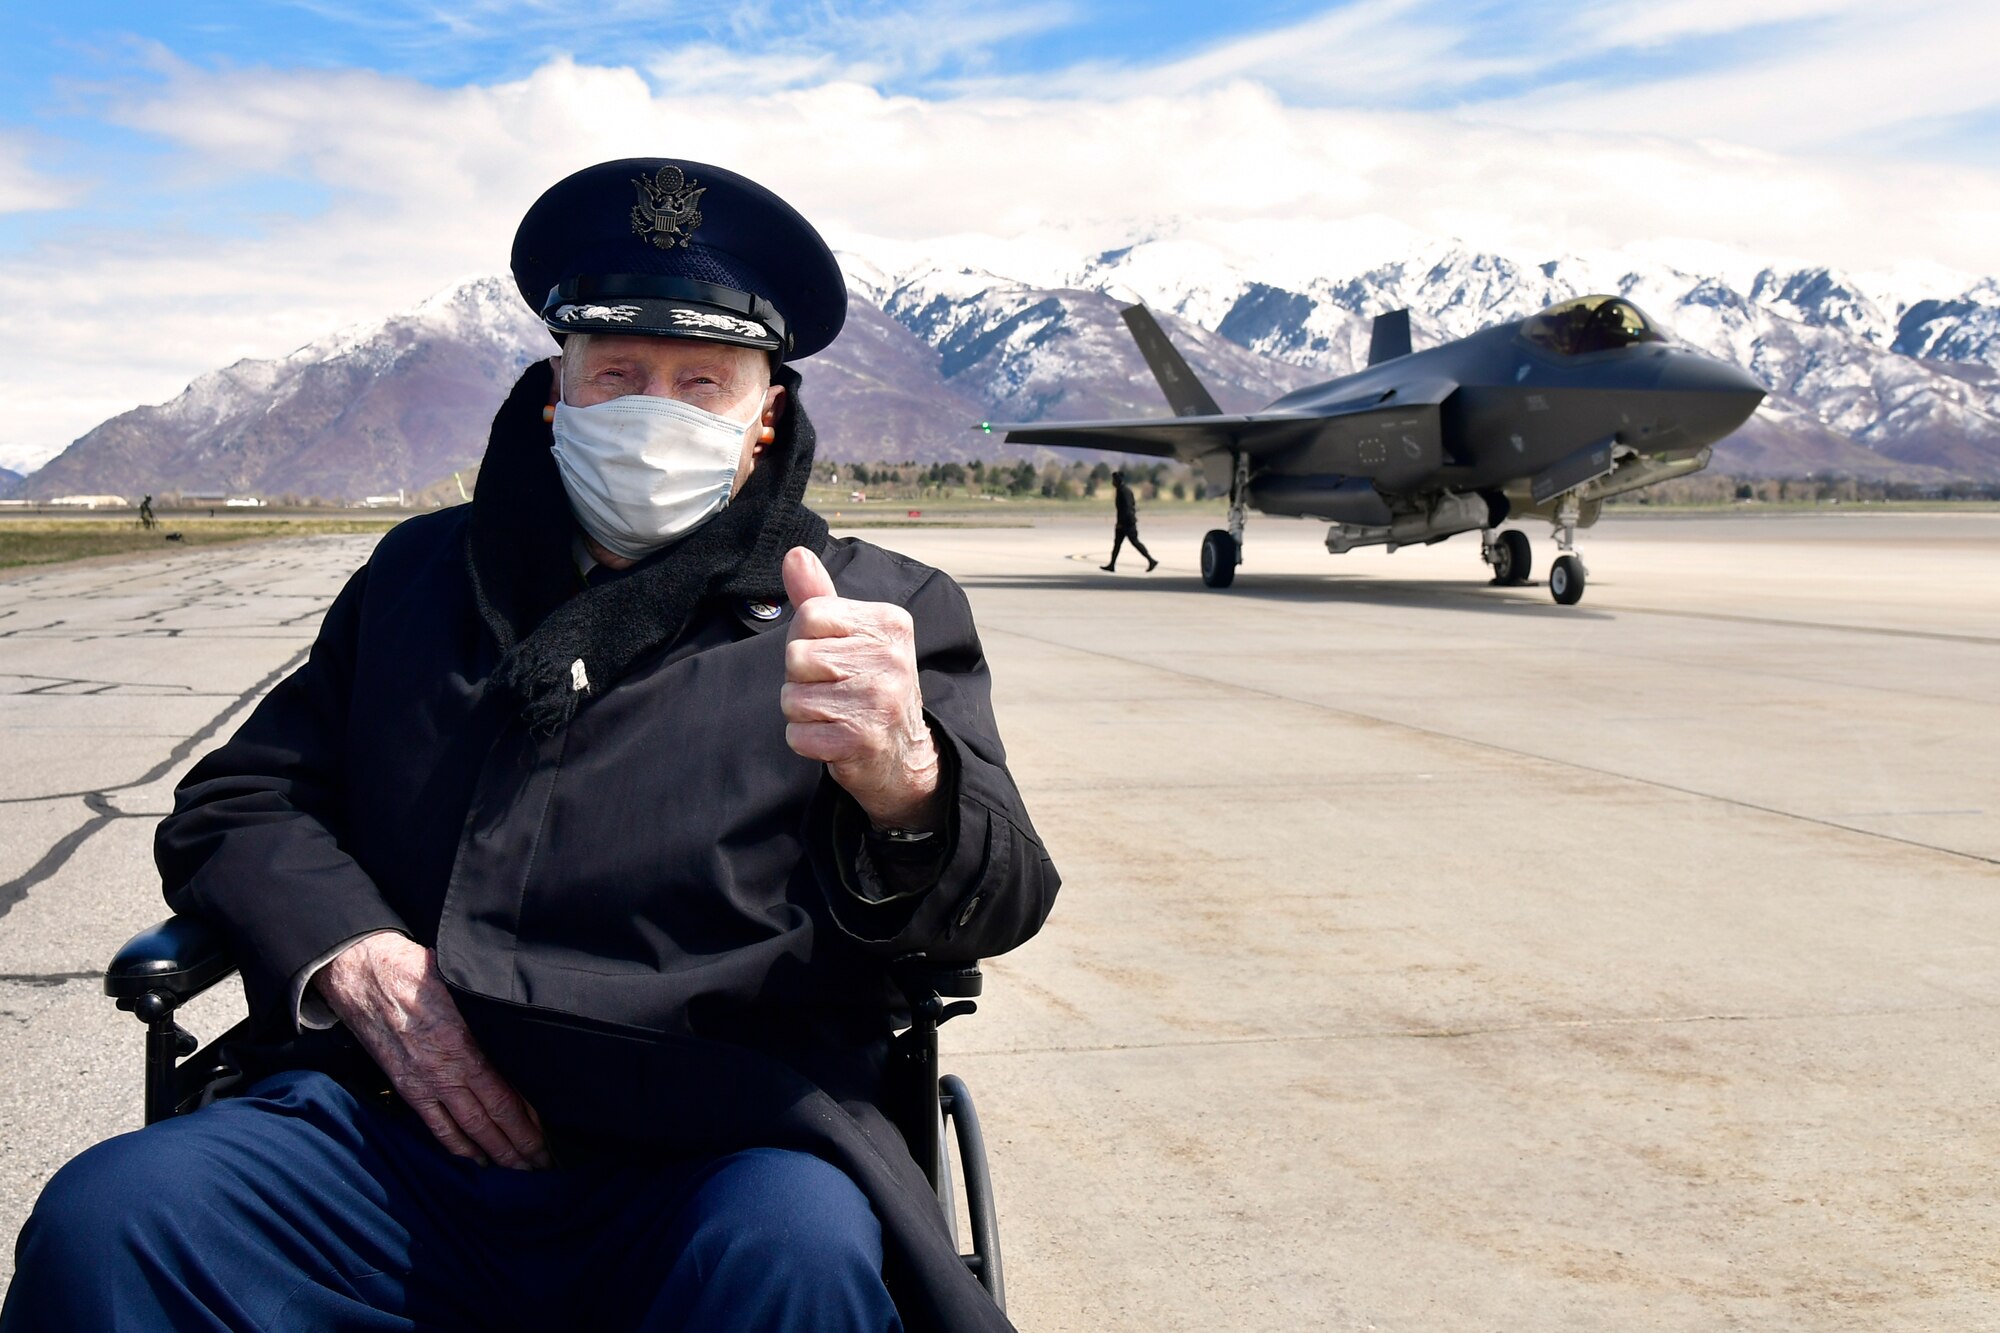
[314,933,551,1170]
[780,546,943,832]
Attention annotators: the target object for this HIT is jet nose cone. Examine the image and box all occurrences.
[1659,352,1765,397]
[1664,353,1766,439]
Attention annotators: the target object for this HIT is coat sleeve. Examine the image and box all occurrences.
[154,561,409,1027]
[809,567,1060,962]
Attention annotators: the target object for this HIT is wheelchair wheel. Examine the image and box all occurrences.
[931,1096,959,1250]
[940,1073,1004,1311]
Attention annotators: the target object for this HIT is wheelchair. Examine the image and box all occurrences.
[104,915,1005,1311]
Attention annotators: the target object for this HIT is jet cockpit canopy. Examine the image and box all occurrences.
[1521,295,1667,357]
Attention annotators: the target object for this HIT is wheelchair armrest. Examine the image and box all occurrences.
[105,914,238,1004]
[892,955,983,1001]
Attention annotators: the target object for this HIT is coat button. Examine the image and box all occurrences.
[955,895,982,928]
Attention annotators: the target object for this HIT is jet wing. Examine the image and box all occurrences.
[988,378,1459,471]
[989,412,1319,461]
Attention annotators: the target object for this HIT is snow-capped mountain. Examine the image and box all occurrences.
[0,465,21,500]
[19,271,1302,500]
[858,235,2000,480]
[21,234,2000,499]
[22,277,550,502]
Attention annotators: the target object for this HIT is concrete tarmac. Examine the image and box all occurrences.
[2,510,1997,1329]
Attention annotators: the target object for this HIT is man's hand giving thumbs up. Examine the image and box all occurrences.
[781,546,943,832]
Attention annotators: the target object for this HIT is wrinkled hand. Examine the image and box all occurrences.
[781,546,942,831]
[314,932,551,1170]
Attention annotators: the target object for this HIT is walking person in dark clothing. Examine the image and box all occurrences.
[1101,470,1157,572]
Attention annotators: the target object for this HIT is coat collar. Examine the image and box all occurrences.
[464,359,828,732]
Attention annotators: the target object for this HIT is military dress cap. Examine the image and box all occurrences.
[511,158,846,360]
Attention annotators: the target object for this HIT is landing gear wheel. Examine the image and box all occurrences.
[1200,530,1238,588]
[1493,529,1532,586]
[1550,555,1586,605]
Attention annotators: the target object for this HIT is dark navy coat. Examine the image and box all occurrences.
[155,509,1059,1330]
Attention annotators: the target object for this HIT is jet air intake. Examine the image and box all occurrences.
[1323,491,1502,555]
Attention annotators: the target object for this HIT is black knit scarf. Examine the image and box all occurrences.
[465,358,829,733]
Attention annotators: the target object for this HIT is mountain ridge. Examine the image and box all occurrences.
[19,235,2000,500]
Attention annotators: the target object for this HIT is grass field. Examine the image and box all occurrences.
[6,494,1994,573]
[0,517,402,571]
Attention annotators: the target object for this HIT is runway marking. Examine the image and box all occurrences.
[970,571,2000,646]
[1585,603,2000,647]
[1837,809,1984,818]
[0,645,312,922]
[988,623,2000,870]
[951,999,1997,1059]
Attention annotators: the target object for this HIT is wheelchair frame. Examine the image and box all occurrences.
[106,915,1004,1311]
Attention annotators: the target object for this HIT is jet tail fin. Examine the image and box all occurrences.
[1367,309,1412,365]
[1120,305,1223,418]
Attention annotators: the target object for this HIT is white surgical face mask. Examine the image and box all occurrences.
[549,392,758,561]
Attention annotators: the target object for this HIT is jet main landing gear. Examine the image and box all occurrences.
[1201,451,1250,590]
[1482,528,1532,586]
[1200,530,1237,588]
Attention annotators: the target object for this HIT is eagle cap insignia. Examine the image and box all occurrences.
[630,165,706,249]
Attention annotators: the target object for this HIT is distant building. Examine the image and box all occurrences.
[358,490,408,509]
[224,496,266,508]
[47,495,129,509]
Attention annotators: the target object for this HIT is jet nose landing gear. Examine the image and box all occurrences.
[1549,555,1586,604]
[1548,492,1589,606]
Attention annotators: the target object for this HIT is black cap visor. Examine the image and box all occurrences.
[543,274,787,352]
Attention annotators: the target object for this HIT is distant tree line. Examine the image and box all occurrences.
[814,461,2000,507]
[824,459,1204,501]
[1609,474,2000,505]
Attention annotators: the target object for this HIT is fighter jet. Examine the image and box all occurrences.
[990,296,1766,605]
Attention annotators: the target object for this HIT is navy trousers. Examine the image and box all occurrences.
[3,1070,902,1332]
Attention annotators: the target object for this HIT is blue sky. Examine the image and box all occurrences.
[12,1,1995,164]
[7,2,1333,90]
[3,1,1996,469]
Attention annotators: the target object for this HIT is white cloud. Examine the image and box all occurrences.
[0,133,83,214]
[972,0,1540,104]
[1483,0,1999,154]
[1569,0,1871,49]
[5,28,1998,469]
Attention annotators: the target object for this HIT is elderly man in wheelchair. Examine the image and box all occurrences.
[1,159,1058,1333]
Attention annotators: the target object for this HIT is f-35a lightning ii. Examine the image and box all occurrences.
[991,296,1766,605]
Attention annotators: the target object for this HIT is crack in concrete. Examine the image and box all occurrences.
[0,645,312,922]
[4,673,197,697]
